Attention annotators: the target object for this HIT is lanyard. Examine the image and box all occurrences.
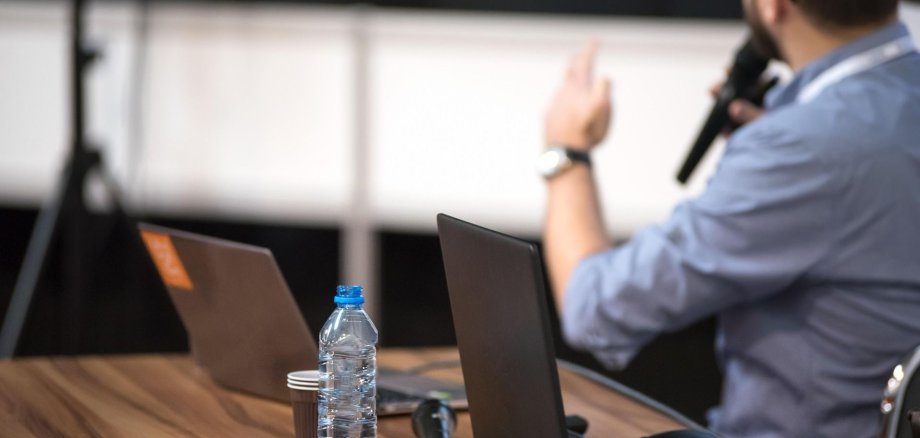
[797,36,917,104]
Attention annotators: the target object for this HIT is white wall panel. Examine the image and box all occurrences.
[0,3,68,206]
[134,4,355,224]
[0,2,751,235]
[367,12,743,234]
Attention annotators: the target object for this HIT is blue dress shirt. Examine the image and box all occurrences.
[563,22,920,438]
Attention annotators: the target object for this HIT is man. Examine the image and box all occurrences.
[907,0,920,38]
[541,0,920,436]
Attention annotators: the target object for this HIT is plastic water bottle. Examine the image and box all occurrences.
[317,285,378,438]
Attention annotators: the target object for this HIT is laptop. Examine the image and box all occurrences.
[437,214,584,437]
[138,223,466,415]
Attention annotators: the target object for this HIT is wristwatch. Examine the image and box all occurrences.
[536,146,591,179]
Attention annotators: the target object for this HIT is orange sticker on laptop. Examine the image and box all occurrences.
[141,231,193,290]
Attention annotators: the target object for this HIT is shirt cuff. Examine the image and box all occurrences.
[561,251,639,370]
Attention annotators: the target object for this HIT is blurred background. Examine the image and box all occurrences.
[2,0,917,424]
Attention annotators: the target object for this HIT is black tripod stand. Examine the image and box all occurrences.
[0,0,130,358]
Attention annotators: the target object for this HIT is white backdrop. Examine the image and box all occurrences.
[0,1,746,237]
[5,1,918,317]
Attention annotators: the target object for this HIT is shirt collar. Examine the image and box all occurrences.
[766,21,911,109]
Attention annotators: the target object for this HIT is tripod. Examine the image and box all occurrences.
[0,0,130,358]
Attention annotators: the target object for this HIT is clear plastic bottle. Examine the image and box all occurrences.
[317,285,378,438]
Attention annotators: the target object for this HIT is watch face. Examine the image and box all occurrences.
[536,148,571,178]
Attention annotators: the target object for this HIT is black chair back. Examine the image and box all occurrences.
[881,346,920,438]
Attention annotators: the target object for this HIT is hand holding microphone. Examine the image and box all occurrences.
[707,82,765,128]
[676,38,773,184]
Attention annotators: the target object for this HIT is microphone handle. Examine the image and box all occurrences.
[676,75,778,184]
[676,99,731,184]
[412,399,456,438]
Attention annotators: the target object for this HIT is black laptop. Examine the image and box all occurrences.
[436,215,714,438]
[437,214,583,437]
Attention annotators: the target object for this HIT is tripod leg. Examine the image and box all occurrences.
[0,164,73,358]
[61,164,131,354]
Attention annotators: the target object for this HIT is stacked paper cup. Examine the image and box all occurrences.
[287,370,320,438]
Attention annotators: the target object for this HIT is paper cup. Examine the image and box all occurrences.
[288,370,319,438]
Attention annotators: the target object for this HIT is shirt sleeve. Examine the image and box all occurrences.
[562,126,841,370]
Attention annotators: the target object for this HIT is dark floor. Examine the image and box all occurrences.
[0,204,722,424]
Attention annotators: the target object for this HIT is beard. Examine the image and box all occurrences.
[744,1,783,61]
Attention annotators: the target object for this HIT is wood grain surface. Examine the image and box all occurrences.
[0,348,685,437]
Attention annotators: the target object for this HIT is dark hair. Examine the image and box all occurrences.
[793,0,899,28]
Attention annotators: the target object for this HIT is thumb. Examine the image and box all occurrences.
[729,99,763,125]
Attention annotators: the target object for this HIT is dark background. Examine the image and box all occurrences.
[155,0,743,19]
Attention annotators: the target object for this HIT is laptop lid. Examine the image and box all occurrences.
[138,223,468,413]
[138,223,316,401]
[437,214,569,438]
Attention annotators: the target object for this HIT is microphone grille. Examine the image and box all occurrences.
[735,39,770,74]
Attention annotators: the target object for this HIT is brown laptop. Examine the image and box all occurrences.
[139,223,314,401]
[138,223,466,413]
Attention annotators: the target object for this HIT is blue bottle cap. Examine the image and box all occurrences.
[334,285,365,305]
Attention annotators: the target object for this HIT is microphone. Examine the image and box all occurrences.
[565,414,589,435]
[412,399,457,438]
[676,38,771,184]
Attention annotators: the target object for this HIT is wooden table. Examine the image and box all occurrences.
[0,348,691,437]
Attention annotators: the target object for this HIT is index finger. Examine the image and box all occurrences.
[572,38,599,87]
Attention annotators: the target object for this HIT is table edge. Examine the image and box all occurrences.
[557,359,705,430]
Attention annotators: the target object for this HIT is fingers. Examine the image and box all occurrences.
[547,39,612,148]
[592,77,611,110]
[709,81,722,98]
[567,38,600,87]
[709,65,731,97]
[729,99,764,124]
[589,77,613,142]
[578,39,599,84]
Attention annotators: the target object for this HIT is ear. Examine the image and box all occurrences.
[757,0,782,25]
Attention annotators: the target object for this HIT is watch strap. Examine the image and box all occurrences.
[564,148,591,167]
